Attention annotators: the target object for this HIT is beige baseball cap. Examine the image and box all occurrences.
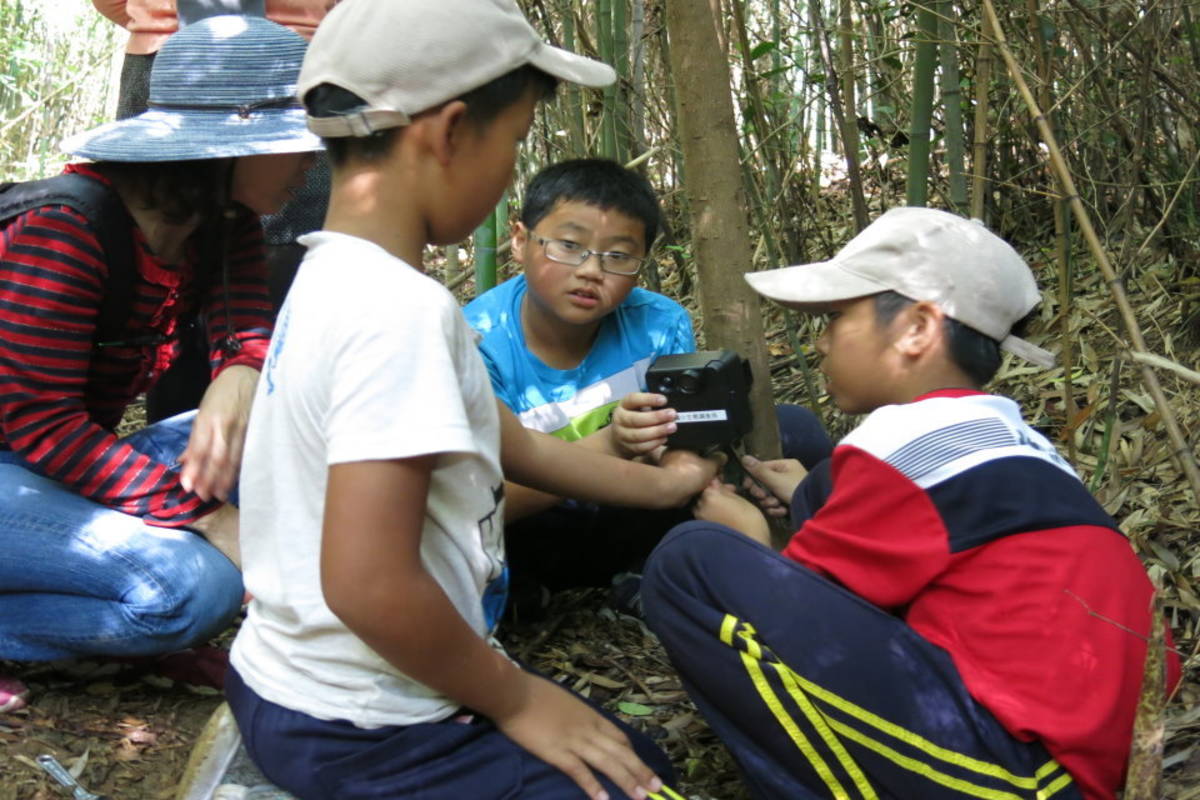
[298,0,616,138]
[745,207,1056,368]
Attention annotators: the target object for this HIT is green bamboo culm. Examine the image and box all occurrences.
[610,0,630,163]
[596,0,618,160]
[905,0,938,207]
[473,206,498,296]
[938,0,968,212]
[494,189,509,279]
[560,0,585,155]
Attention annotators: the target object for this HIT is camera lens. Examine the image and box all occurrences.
[678,369,702,394]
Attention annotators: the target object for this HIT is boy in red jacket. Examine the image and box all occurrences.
[642,207,1179,800]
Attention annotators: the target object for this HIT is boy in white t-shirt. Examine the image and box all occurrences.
[225,2,719,799]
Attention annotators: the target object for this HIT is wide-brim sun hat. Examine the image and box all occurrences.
[300,0,616,138]
[745,207,1057,368]
[62,15,322,162]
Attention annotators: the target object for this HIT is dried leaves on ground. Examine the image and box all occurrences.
[1,593,746,800]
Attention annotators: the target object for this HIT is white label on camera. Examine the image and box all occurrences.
[677,410,728,423]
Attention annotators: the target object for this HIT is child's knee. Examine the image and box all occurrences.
[644,521,759,607]
[774,403,833,468]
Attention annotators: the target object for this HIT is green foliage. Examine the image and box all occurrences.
[0,0,121,180]
[749,40,778,60]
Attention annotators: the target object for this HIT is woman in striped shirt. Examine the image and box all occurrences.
[0,15,321,712]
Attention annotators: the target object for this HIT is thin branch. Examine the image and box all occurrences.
[981,0,1200,504]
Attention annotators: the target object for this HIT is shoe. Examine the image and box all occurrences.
[0,676,29,713]
[609,572,644,618]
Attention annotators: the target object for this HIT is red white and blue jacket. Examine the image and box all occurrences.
[785,389,1179,800]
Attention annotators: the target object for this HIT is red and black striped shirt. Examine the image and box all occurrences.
[0,164,271,527]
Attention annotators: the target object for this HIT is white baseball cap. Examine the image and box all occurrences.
[745,207,1056,368]
[298,0,616,138]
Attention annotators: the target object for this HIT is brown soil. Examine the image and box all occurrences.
[0,591,751,800]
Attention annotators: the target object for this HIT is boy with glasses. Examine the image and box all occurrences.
[464,159,699,615]
[465,159,834,617]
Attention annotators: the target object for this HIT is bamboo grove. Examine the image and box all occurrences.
[504,0,1200,486]
[3,0,1200,786]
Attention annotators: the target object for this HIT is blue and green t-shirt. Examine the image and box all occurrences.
[463,275,696,441]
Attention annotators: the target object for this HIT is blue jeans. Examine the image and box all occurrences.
[0,412,243,661]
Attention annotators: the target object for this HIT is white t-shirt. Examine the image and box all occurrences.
[230,231,507,727]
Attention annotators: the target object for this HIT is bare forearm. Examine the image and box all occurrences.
[505,424,679,509]
[503,427,623,522]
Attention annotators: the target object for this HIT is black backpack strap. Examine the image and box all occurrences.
[0,173,137,345]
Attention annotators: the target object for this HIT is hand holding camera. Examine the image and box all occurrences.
[610,391,678,459]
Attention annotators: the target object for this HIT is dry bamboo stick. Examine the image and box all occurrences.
[980,0,1200,503]
[1127,352,1200,387]
[1123,597,1165,800]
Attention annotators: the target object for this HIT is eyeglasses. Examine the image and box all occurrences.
[531,234,645,276]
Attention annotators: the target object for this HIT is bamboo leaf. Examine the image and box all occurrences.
[749,41,778,60]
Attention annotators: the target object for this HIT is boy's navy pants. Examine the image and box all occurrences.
[642,523,1085,800]
[226,665,685,800]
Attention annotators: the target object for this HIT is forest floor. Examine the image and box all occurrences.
[4,581,1199,799]
[0,589,749,800]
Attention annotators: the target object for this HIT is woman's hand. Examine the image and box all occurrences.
[179,365,259,501]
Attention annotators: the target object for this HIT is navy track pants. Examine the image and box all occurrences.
[642,523,1084,800]
[226,665,687,800]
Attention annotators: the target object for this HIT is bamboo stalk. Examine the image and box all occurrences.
[838,0,858,166]
[938,0,967,212]
[560,0,586,155]
[629,0,646,157]
[1088,357,1122,494]
[596,0,618,159]
[732,0,784,254]
[1127,351,1200,387]
[905,0,938,207]
[472,206,498,296]
[1123,595,1165,800]
[810,3,827,205]
[611,0,630,162]
[1025,0,1077,457]
[810,0,869,230]
[969,11,994,220]
[981,0,1200,503]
